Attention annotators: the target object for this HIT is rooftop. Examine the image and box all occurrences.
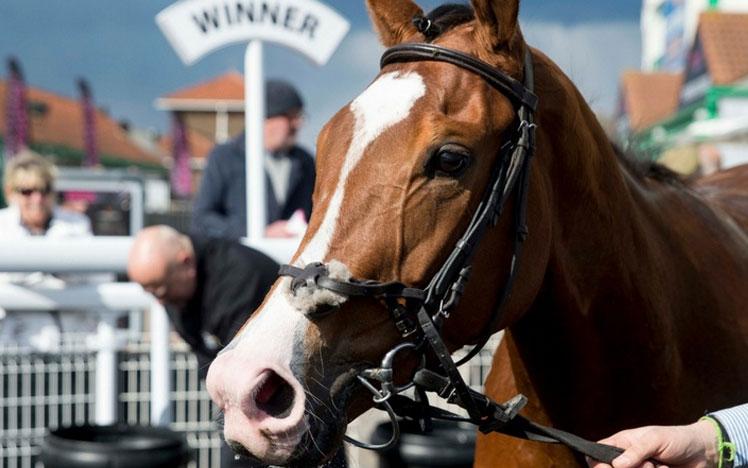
[620,71,683,131]
[157,72,246,111]
[699,12,748,85]
[0,80,163,168]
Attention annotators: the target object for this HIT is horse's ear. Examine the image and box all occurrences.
[470,0,520,51]
[366,0,424,47]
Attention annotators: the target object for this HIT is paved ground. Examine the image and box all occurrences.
[345,408,389,468]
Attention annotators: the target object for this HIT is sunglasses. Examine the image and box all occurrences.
[15,186,52,197]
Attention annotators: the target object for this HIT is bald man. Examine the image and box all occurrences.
[128,226,279,378]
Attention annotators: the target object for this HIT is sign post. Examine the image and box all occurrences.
[245,40,265,240]
[156,0,349,239]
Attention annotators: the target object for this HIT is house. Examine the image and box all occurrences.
[156,71,246,147]
[0,80,164,170]
[621,11,748,174]
[156,71,251,194]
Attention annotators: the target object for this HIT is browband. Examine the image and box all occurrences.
[381,43,539,111]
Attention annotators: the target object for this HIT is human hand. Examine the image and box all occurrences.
[587,420,718,468]
[264,220,297,238]
[264,210,308,238]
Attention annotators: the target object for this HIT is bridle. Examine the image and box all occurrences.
[279,42,623,464]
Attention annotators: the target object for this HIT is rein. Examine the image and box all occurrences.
[279,42,623,464]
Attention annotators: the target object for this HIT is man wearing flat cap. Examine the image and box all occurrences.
[191,79,315,239]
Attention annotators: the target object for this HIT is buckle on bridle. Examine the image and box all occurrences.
[390,303,419,337]
[478,394,528,434]
[518,119,537,132]
[359,342,422,403]
[288,262,328,294]
[344,342,424,451]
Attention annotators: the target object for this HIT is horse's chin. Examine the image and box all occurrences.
[287,373,360,465]
[230,440,297,467]
[288,421,345,467]
[228,416,338,467]
[224,414,309,466]
[243,410,347,467]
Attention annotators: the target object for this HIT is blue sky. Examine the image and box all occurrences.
[0,1,642,150]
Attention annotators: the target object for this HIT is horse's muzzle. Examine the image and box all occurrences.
[206,351,308,465]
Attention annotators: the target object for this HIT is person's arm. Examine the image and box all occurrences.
[190,148,235,238]
[588,404,748,468]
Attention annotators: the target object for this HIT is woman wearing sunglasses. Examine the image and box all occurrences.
[0,150,96,351]
[0,150,91,237]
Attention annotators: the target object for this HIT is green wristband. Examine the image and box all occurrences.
[700,416,736,468]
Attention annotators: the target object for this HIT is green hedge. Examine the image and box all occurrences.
[0,136,166,172]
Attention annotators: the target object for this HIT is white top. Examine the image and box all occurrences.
[0,205,92,239]
[265,151,292,207]
[0,205,94,286]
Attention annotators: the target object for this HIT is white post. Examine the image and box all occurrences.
[0,237,133,273]
[95,314,118,425]
[245,40,266,241]
[150,301,172,426]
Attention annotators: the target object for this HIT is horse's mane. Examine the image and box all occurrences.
[418,3,475,40]
[612,144,684,186]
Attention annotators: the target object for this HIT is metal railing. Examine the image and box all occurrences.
[0,331,222,468]
[0,238,190,467]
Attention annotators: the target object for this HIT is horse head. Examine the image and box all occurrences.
[206,0,554,465]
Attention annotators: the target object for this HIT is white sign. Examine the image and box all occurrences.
[156,0,350,66]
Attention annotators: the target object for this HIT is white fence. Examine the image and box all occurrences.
[0,329,223,468]
[0,237,215,468]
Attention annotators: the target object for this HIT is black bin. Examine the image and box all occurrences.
[41,424,191,468]
[373,419,476,468]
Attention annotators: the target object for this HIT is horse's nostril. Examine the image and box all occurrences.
[255,370,296,419]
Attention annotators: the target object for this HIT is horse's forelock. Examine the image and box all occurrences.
[417,4,475,42]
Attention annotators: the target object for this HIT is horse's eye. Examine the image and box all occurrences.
[430,146,471,177]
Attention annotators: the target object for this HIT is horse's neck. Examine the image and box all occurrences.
[537,78,744,332]
[535,71,672,326]
[504,57,748,435]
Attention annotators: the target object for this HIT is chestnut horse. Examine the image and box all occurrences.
[206,0,748,466]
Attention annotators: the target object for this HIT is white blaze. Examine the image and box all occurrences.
[231,277,300,359]
[300,71,426,263]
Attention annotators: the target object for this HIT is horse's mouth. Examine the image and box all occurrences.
[226,416,310,466]
[240,413,344,467]
[279,366,368,465]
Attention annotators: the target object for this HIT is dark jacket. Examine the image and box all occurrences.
[166,236,279,378]
[190,133,315,240]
